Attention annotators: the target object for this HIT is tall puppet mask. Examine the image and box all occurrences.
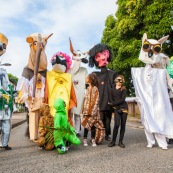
[88,43,112,68]
[139,33,169,65]
[51,51,72,73]
[26,33,53,71]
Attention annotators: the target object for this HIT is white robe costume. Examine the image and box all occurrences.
[131,33,173,149]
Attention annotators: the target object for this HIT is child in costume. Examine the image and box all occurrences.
[88,44,117,141]
[38,103,54,150]
[82,73,105,146]
[108,75,128,148]
[53,98,80,154]
[131,33,173,150]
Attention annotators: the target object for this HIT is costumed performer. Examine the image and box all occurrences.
[68,38,88,137]
[81,73,105,147]
[108,75,128,148]
[38,103,54,150]
[45,51,77,126]
[131,33,173,150]
[53,98,80,154]
[0,33,14,150]
[16,33,52,141]
[88,43,117,141]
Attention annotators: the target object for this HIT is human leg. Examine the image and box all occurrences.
[83,128,89,146]
[74,113,81,136]
[118,112,127,148]
[29,111,40,141]
[154,133,168,150]
[108,111,120,147]
[90,126,96,147]
[1,119,11,150]
[144,129,156,148]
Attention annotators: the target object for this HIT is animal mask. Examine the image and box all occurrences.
[139,33,169,65]
[26,33,53,71]
[0,33,8,56]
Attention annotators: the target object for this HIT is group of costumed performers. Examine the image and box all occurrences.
[13,31,173,153]
[131,33,173,150]
[0,33,15,150]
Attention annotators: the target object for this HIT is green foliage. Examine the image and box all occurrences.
[8,73,18,85]
[102,0,173,96]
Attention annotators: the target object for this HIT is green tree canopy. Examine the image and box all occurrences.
[8,73,18,86]
[102,0,173,96]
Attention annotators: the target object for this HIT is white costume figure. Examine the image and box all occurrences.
[16,33,52,141]
[131,33,173,150]
[68,38,88,136]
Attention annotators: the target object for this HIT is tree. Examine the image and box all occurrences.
[102,0,173,96]
[8,73,18,86]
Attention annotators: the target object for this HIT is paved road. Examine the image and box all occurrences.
[0,122,173,173]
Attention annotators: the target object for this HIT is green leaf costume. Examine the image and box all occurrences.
[53,98,80,154]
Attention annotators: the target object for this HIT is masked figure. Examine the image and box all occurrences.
[68,38,88,137]
[88,44,117,141]
[131,33,173,150]
[53,98,80,154]
[45,51,77,126]
[16,33,52,141]
[0,33,14,150]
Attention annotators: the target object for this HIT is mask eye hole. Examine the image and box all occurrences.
[143,42,150,51]
[153,44,161,53]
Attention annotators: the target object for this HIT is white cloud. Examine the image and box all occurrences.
[0,0,117,78]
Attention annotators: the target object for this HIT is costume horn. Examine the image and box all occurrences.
[45,33,53,42]
[69,37,77,56]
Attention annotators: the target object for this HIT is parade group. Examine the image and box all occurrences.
[0,31,173,154]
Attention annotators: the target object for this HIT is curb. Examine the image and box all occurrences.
[11,119,27,129]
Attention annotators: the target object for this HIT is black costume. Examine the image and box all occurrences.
[93,67,117,138]
[108,87,128,147]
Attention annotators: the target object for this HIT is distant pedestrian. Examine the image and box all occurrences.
[108,75,128,148]
[82,73,105,147]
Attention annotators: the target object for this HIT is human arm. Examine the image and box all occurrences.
[112,89,127,106]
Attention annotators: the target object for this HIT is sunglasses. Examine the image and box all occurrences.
[142,41,162,54]
[115,78,123,83]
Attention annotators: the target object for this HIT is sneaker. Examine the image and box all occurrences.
[90,139,97,147]
[83,139,88,146]
[4,145,12,150]
[147,143,153,148]
[161,146,168,150]
[76,133,81,138]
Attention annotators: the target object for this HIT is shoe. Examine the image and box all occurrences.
[108,141,115,147]
[83,139,88,146]
[168,139,173,144]
[105,136,111,141]
[161,146,168,150]
[118,142,125,148]
[4,145,12,150]
[76,133,81,138]
[33,139,38,143]
[90,139,97,147]
[147,143,153,148]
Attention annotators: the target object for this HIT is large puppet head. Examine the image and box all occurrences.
[26,33,53,71]
[69,37,88,73]
[88,43,112,68]
[0,33,8,56]
[139,33,169,65]
[50,51,72,73]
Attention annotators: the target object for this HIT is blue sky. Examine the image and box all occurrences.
[0,0,117,77]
